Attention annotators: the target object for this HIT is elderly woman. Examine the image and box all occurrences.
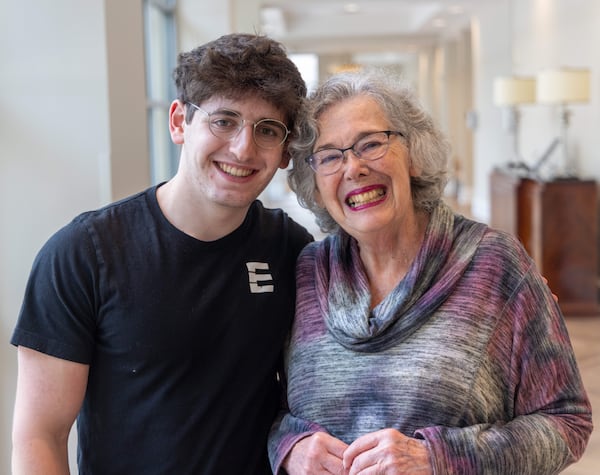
[268,70,592,475]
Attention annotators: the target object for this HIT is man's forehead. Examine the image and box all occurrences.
[200,96,286,121]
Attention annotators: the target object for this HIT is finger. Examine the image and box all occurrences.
[346,429,423,474]
[319,452,346,474]
[285,432,349,475]
[315,435,347,474]
[541,276,559,302]
[310,431,349,457]
[344,428,405,466]
[349,436,432,475]
[346,453,377,475]
[343,431,380,464]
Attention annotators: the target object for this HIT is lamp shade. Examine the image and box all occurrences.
[493,76,536,105]
[536,68,590,103]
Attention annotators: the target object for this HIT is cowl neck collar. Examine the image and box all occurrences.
[315,202,488,352]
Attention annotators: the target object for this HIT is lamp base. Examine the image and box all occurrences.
[559,106,579,179]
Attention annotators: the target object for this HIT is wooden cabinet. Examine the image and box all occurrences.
[490,168,599,317]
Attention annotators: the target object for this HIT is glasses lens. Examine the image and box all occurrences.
[204,109,288,149]
[206,111,242,138]
[309,150,344,175]
[355,132,390,160]
[253,120,288,148]
[308,132,392,175]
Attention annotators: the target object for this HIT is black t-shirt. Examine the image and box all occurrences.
[11,185,313,474]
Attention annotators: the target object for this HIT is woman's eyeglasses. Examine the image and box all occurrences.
[306,130,404,176]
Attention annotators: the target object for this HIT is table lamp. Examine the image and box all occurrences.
[536,67,590,178]
[493,76,536,164]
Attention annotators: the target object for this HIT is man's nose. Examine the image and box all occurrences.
[228,123,256,159]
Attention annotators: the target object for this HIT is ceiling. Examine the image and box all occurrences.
[258,0,495,61]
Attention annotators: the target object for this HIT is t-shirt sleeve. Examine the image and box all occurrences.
[11,217,99,364]
[288,216,314,259]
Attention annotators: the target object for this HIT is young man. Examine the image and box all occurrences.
[11,33,311,474]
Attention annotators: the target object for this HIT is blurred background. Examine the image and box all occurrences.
[1,1,599,473]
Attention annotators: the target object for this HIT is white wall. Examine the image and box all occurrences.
[469,1,513,220]
[469,0,600,221]
[1,2,107,471]
[515,0,600,181]
[176,1,231,52]
[0,0,148,472]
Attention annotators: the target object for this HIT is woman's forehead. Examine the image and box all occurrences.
[316,97,388,141]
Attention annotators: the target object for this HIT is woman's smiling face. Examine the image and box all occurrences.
[313,95,418,239]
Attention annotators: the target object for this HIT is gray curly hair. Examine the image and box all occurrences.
[288,69,450,234]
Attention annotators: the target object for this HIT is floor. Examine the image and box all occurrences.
[264,188,599,473]
[561,316,600,474]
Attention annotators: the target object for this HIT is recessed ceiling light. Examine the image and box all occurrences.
[343,3,360,14]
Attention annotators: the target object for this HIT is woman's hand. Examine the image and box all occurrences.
[342,428,432,475]
[541,276,559,303]
[283,431,349,474]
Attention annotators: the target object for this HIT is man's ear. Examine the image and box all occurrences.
[169,100,186,145]
[278,152,291,170]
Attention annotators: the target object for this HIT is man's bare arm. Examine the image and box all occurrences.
[12,347,89,475]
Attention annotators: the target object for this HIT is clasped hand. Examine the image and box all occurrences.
[283,428,432,475]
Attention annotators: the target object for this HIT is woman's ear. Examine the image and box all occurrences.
[407,152,422,177]
[314,186,325,208]
[169,100,186,145]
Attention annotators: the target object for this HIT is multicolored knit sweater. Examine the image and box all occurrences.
[268,202,592,474]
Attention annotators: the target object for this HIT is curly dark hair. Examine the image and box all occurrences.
[173,34,307,135]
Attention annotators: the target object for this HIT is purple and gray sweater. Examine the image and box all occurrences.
[268,202,592,474]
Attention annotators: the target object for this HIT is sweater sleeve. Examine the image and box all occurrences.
[268,411,328,474]
[268,242,330,474]
[415,268,593,474]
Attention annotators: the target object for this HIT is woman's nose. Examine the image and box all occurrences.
[342,151,369,179]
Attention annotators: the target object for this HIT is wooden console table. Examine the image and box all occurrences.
[490,168,599,317]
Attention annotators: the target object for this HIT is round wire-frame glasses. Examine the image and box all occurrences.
[306,130,404,176]
[187,102,290,149]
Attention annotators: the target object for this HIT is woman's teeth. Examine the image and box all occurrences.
[219,163,253,177]
[347,188,385,207]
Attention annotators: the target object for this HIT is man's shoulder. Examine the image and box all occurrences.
[81,185,156,222]
[251,200,313,243]
[43,186,158,254]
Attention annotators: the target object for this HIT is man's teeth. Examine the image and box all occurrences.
[347,189,385,207]
[219,163,253,177]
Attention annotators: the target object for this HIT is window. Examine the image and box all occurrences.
[143,0,178,183]
[289,53,319,94]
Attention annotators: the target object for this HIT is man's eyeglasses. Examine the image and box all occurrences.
[187,102,290,149]
[306,130,404,176]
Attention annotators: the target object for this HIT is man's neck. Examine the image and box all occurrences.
[156,180,251,242]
